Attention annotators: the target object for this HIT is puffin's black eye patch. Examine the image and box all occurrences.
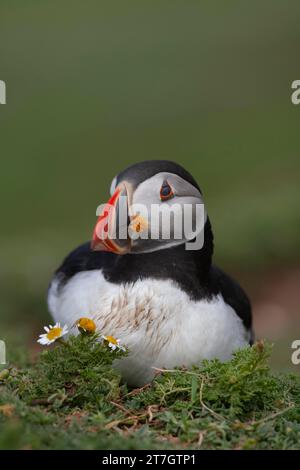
[160,180,174,201]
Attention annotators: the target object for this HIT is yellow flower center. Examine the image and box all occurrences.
[105,335,118,345]
[46,327,62,341]
[77,317,96,333]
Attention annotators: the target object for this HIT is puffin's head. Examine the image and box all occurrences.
[91,160,209,255]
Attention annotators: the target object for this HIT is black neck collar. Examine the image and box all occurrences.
[103,219,214,300]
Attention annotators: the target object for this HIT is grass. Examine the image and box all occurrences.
[0,334,299,450]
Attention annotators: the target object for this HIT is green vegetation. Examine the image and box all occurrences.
[12,334,125,412]
[1,336,299,450]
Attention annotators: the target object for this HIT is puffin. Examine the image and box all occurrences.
[48,160,253,386]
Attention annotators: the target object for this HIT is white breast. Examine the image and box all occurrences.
[48,271,248,386]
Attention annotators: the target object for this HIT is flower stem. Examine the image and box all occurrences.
[57,338,70,348]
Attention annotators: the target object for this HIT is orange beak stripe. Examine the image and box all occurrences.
[91,188,122,253]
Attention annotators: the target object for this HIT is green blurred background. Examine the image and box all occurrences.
[0,1,299,370]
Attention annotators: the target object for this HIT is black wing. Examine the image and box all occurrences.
[52,242,118,289]
[209,265,254,343]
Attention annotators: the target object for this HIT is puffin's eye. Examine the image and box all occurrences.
[160,181,174,201]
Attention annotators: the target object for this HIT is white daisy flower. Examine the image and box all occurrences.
[37,323,69,346]
[101,335,126,352]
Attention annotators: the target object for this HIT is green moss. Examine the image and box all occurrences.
[6,334,125,412]
[0,336,299,450]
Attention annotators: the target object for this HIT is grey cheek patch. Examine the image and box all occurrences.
[129,171,206,252]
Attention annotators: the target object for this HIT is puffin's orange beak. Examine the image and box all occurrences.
[91,186,131,254]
